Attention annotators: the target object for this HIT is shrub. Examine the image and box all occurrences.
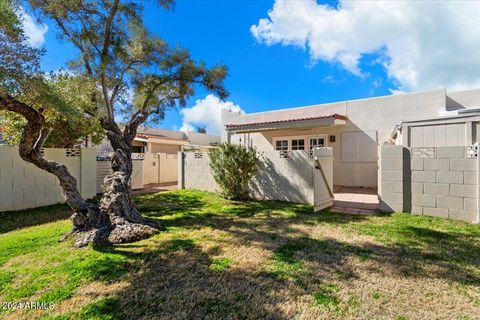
[209,143,259,200]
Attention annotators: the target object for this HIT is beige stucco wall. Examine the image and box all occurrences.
[0,147,96,211]
[143,153,178,184]
[149,143,181,154]
[228,126,377,187]
[222,88,453,188]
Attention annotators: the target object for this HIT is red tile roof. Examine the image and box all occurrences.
[225,113,347,129]
[136,133,188,142]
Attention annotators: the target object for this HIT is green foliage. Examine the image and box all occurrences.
[209,143,259,200]
[0,190,479,318]
[265,251,303,281]
[312,284,340,309]
[1,222,132,303]
[1,73,105,147]
[0,0,41,94]
[209,257,232,272]
[27,0,228,126]
[45,297,123,320]
[372,291,382,300]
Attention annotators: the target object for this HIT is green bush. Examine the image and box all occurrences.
[209,143,259,200]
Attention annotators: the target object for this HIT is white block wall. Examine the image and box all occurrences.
[250,151,314,204]
[181,152,219,192]
[0,147,96,212]
[380,145,480,223]
[96,159,143,193]
[179,151,314,204]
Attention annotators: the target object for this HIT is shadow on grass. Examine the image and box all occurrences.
[224,199,312,218]
[0,198,102,235]
[134,192,479,286]
[88,238,292,319]
[87,214,480,319]
[85,206,479,319]
[8,191,478,319]
[0,204,72,234]
[134,192,208,218]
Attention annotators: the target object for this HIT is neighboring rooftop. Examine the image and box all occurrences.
[136,127,220,146]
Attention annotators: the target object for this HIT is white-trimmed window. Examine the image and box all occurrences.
[273,135,327,152]
[275,140,289,151]
[309,137,326,150]
[291,139,305,150]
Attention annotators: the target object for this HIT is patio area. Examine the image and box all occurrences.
[132,182,178,195]
[331,186,379,215]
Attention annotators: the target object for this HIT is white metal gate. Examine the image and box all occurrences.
[313,148,334,211]
[143,153,178,184]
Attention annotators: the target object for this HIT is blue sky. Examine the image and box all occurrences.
[24,0,480,134]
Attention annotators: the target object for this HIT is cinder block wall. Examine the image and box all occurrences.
[0,147,97,212]
[380,145,479,223]
[250,151,314,204]
[180,152,218,192]
[179,151,314,204]
[379,145,405,213]
[96,159,143,193]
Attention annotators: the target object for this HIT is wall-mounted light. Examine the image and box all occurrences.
[329,135,336,143]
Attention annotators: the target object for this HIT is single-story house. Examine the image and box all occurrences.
[97,127,221,156]
[221,88,480,189]
[96,127,220,187]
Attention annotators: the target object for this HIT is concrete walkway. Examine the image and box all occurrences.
[133,182,178,195]
[331,186,379,215]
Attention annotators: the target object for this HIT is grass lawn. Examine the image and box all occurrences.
[0,190,479,320]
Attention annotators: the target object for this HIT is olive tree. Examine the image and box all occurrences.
[1,73,106,148]
[0,0,227,246]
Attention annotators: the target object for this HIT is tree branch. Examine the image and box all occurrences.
[109,59,145,108]
[51,15,94,76]
[100,0,121,120]
[0,91,92,213]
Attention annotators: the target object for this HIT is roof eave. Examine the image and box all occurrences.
[226,117,346,134]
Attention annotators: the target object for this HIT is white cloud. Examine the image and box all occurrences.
[251,0,480,91]
[180,94,244,135]
[18,8,48,47]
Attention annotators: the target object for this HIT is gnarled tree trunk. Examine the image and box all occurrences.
[96,117,160,244]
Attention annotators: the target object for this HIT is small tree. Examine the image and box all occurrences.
[209,143,259,200]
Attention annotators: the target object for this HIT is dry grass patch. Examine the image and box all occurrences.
[0,190,478,319]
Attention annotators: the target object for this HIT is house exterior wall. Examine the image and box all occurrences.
[446,88,480,110]
[0,147,96,212]
[380,145,479,223]
[148,143,181,154]
[223,88,449,188]
[401,115,480,148]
